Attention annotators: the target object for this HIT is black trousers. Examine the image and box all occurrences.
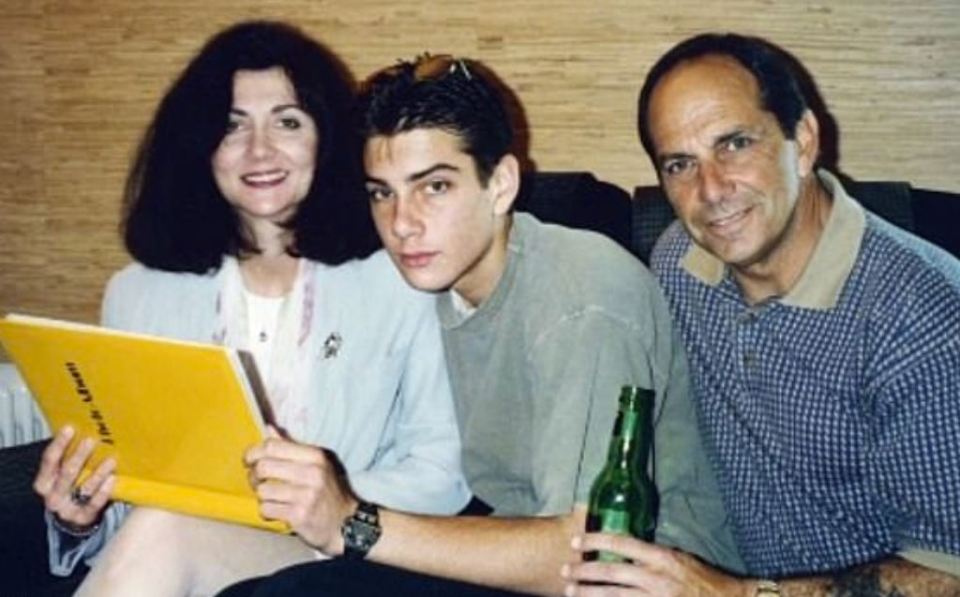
[0,440,88,597]
[218,558,537,597]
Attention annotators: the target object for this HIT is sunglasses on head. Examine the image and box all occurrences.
[382,53,473,82]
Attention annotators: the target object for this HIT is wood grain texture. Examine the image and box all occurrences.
[1,0,958,323]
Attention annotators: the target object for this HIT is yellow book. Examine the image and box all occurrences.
[0,313,288,533]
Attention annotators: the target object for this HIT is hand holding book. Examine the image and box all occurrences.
[34,425,116,535]
[0,313,288,532]
[245,426,356,551]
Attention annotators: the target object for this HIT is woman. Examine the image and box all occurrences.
[32,20,469,596]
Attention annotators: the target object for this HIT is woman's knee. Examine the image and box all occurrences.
[100,508,193,571]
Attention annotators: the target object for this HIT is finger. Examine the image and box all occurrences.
[577,532,658,563]
[65,475,116,527]
[563,577,648,597]
[258,498,293,523]
[244,438,282,466]
[566,560,659,590]
[244,441,265,466]
[33,427,75,495]
[253,478,313,514]
[245,436,310,465]
[257,489,323,532]
[253,456,329,487]
[81,474,116,521]
[78,457,117,497]
[51,437,96,496]
[266,425,283,439]
[566,585,648,597]
[255,478,298,504]
[261,439,328,467]
[253,466,335,509]
[63,436,97,478]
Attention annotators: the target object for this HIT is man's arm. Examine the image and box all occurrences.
[562,533,960,597]
[371,506,585,595]
[781,557,960,597]
[247,433,585,596]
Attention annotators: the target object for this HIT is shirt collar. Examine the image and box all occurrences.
[448,288,478,318]
[437,213,525,327]
[681,169,866,309]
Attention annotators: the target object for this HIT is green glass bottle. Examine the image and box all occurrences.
[585,385,657,562]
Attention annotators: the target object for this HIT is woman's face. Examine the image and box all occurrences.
[212,67,318,229]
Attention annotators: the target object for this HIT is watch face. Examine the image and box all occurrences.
[342,502,382,558]
[344,519,381,551]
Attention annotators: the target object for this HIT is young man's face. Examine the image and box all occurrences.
[364,128,518,305]
[647,54,817,273]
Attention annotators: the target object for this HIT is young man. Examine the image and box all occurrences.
[563,34,960,596]
[223,55,741,596]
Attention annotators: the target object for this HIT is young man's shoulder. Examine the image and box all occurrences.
[517,213,656,293]
[505,214,669,336]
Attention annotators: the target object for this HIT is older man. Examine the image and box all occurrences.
[564,33,960,596]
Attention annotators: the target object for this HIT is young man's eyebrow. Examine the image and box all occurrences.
[364,163,461,187]
[406,163,460,183]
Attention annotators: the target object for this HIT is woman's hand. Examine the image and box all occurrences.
[245,427,356,553]
[33,426,116,532]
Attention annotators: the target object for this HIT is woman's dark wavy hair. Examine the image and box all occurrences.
[123,20,379,273]
[355,56,513,186]
[637,33,809,164]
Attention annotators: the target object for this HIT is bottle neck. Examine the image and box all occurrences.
[606,397,652,473]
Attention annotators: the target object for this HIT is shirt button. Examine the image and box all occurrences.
[743,351,757,368]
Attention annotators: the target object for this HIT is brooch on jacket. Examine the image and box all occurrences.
[322,332,342,359]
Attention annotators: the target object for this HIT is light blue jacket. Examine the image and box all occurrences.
[50,250,470,575]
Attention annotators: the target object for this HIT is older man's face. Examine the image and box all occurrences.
[647,55,817,274]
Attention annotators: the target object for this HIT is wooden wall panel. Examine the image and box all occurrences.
[1,0,958,323]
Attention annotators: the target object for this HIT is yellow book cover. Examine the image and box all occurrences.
[0,313,288,533]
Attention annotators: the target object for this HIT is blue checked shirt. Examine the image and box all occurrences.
[651,171,960,576]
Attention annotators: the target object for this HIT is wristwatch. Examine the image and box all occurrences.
[755,579,782,596]
[340,500,382,560]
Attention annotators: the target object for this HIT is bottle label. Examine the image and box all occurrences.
[586,510,631,562]
[595,509,630,534]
